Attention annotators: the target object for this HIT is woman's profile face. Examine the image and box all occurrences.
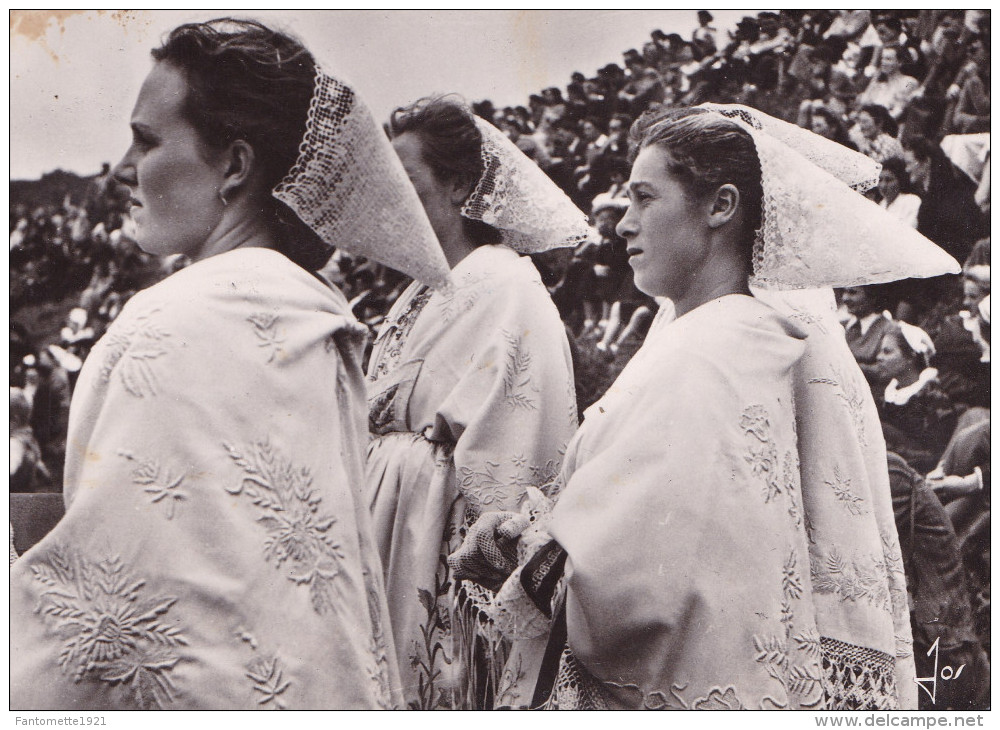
[876,332,914,381]
[112,62,227,260]
[617,144,708,299]
[392,132,456,242]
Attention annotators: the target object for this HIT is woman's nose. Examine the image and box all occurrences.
[111,151,137,188]
[616,207,636,238]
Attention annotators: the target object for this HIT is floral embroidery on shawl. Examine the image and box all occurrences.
[880,530,912,660]
[741,405,798,505]
[118,450,187,519]
[807,368,869,446]
[459,461,514,509]
[783,451,803,526]
[438,272,489,326]
[236,628,292,709]
[224,439,345,614]
[751,551,825,708]
[98,307,170,398]
[246,655,292,710]
[510,455,560,492]
[809,545,893,611]
[786,306,830,334]
[825,465,867,515]
[363,578,396,709]
[29,544,187,709]
[457,454,558,512]
[501,330,537,410]
[247,313,286,364]
[606,681,742,710]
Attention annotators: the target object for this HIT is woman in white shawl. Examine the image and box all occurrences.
[366,97,588,709]
[451,104,961,710]
[9,18,453,710]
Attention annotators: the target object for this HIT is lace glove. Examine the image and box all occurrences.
[491,540,568,640]
[449,511,531,592]
[449,486,555,590]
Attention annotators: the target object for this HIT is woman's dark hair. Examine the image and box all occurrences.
[859,104,898,138]
[879,156,913,193]
[151,18,328,269]
[152,19,314,184]
[389,95,501,246]
[628,107,763,256]
[882,324,924,366]
[811,106,854,147]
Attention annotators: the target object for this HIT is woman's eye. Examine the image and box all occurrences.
[131,129,155,150]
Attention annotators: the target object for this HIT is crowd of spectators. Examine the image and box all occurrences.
[9,9,991,709]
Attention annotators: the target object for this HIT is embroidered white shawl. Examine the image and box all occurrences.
[506,293,915,710]
[10,248,401,709]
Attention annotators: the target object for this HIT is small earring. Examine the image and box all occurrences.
[218,189,228,207]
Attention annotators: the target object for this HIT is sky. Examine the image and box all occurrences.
[10,9,758,180]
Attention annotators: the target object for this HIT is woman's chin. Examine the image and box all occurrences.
[134,233,178,259]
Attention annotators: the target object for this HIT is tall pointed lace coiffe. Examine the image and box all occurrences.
[462,115,591,254]
[697,103,960,290]
[273,67,452,290]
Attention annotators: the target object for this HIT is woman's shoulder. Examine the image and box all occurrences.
[139,247,348,312]
[113,247,357,345]
[646,295,806,378]
[452,245,552,298]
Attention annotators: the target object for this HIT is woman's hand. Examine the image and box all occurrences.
[448,511,531,591]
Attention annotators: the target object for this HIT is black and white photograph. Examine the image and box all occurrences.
[9,9,990,716]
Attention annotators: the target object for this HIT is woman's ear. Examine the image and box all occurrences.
[219,140,257,201]
[449,175,476,207]
[707,183,740,229]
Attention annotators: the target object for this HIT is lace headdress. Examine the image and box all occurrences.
[697,103,960,290]
[461,116,591,253]
[274,68,452,290]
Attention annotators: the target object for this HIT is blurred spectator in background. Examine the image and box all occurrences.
[903,134,987,265]
[10,386,48,493]
[691,11,719,59]
[842,284,893,387]
[858,45,920,120]
[850,103,905,163]
[878,156,922,229]
[932,275,991,410]
[877,321,960,473]
[945,34,991,135]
